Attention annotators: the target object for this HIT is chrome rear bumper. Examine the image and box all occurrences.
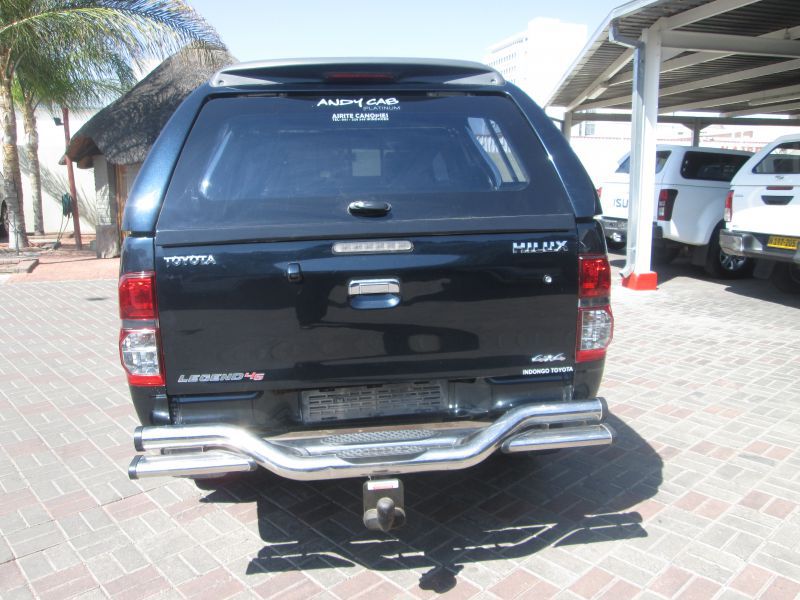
[128,398,613,481]
[720,230,800,264]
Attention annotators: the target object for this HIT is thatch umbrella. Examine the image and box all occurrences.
[61,46,234,256]
[66,46,236,168]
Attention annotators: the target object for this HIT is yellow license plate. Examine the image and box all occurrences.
[767,235,800,250]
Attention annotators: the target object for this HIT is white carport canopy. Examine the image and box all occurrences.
[546,0,800,290]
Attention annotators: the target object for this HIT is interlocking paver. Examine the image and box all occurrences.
[1,257,800,598]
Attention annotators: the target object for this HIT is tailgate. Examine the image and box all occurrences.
[599,178,630,218]
[731,138,800,236]
[152,90,582,395]
[732,180,800,237]
[156,232,579,394]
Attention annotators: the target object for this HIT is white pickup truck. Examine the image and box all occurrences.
[598,145,752,277]
[720,134,800,293]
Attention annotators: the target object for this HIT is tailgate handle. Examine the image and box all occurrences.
[761,195,792,205]
[349,279,400,296]
[348,200,392,217]
[348,278,400,310]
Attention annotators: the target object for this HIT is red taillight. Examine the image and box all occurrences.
[657,189,677,221]
[118,271,163,386]
[577,255,613,363]
[579,256,611,298]
[724,190,733,223]
[119,272,156,320]
[596,187,603,199]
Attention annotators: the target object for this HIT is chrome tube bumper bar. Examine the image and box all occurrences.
[128,398,613,481]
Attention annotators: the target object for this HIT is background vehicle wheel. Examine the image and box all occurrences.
[606,239,626,251]
[651,244,679,265]
[771,263,800,294]
[704,224,754,279]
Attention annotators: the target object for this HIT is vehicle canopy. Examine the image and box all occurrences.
[122,58,600,236]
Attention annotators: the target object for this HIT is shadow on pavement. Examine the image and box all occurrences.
[610,250,800,307]
[721,277,800,308]
[201,413,662,591]
[608,251,689,286]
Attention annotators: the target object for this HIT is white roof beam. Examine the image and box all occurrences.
[660,31,800,58]
[608,25,800,87]
[660,83,800,113]
[722,101,800,118]
[564,48,633,112]
[579,58,800,111]
[749,92,800,106]
[657,0,760,31]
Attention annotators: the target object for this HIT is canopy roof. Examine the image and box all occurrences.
[547,0,800,121]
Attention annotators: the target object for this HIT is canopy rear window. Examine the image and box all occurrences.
[753,141,800,175]
[615,150,670,175]
[680,151,750,182]
[157,93,571,236]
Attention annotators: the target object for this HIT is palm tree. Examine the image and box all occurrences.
[14,47,137,235]
[0,0,222,248]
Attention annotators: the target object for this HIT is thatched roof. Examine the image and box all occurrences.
[66,47,235,168]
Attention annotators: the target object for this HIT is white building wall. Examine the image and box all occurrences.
[484,18,587,105]
[15,108,96,235]
[93,155,115,227]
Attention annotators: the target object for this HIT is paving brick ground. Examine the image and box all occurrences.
[1,252,799,599]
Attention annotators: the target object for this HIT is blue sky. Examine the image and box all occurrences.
[186,0,625,63]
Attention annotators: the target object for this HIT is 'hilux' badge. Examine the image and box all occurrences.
[513,241,568,254]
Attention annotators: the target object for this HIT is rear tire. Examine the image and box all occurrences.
[771,263,800,294]
[606,239,626,251]
[651,244,679,265]
[704,224,754,279]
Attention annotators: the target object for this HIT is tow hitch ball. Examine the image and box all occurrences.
[363,479,406,532]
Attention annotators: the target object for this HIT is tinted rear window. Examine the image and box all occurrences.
[158,94,570,232]
[753,141,800,175]
[680,151,750,181]
[615,150,670,174]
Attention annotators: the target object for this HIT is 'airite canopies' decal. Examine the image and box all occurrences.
[316,97,400,124]
[513,241,568,254]
[178,372,265,383]
[164,254,216,267]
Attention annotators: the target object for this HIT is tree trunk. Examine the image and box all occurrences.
[22,97,44,235]
[0,67,29,249]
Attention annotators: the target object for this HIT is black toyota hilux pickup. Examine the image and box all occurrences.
[120,58,614,531]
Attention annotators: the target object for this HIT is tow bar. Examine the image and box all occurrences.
[363,478,406,531]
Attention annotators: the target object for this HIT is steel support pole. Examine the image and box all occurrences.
[692,120,702,146]
[622,26,661,290]
[562,111,573,140]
